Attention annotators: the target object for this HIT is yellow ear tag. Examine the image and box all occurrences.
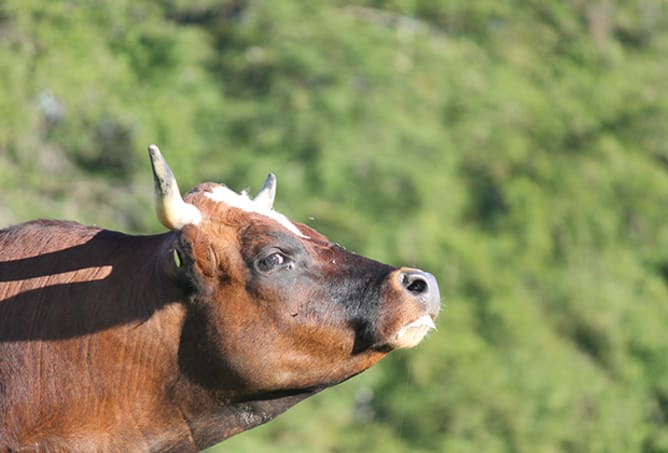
[173,249,182,268]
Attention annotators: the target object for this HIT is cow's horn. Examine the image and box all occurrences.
[148,144,202,230]
[253,173,276,210]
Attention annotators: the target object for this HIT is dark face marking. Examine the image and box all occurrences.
[239,224,396,349]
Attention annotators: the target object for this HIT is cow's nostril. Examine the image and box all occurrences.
[406,277,427,294]
[396,269,440,317]
[401,272,429,295]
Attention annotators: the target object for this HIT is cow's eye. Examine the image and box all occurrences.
[257,252,290,272]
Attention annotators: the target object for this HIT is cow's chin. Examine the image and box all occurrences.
[387,315,437,349]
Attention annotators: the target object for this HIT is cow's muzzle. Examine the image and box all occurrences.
[386,268,441,349]
[399,269,441,318]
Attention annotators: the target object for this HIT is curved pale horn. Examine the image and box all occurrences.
[253,173,277,210]
[148,144,202,230]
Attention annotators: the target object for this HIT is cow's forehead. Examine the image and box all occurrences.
[202,184,307,238]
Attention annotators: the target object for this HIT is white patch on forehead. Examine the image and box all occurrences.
[204,185,308,238]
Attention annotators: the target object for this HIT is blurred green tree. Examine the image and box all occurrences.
[1,0,668,451]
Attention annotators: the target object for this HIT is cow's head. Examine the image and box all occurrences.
[149,145,440,399]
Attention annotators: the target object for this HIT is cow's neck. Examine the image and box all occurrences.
[163,307,320,448]
[172,386,322,449]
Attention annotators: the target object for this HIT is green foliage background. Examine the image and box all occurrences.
[2,1,668,451]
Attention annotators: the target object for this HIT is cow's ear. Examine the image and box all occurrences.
[178,225,219,281]
[161,236,195,291]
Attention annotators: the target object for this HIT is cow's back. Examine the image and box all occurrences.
[0,220,187,450]
[0,220,103,298]
[0,220,124,337]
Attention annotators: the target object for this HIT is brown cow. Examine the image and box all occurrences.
[0,145,440,451]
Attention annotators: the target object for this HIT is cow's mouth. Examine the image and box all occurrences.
[388,314,436,349]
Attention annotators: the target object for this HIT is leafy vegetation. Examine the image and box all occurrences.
[2,0,668,451]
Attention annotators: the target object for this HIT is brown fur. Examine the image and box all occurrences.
[0,183,439,451]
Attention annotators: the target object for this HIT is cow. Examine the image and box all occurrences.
[0,145,440,451]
